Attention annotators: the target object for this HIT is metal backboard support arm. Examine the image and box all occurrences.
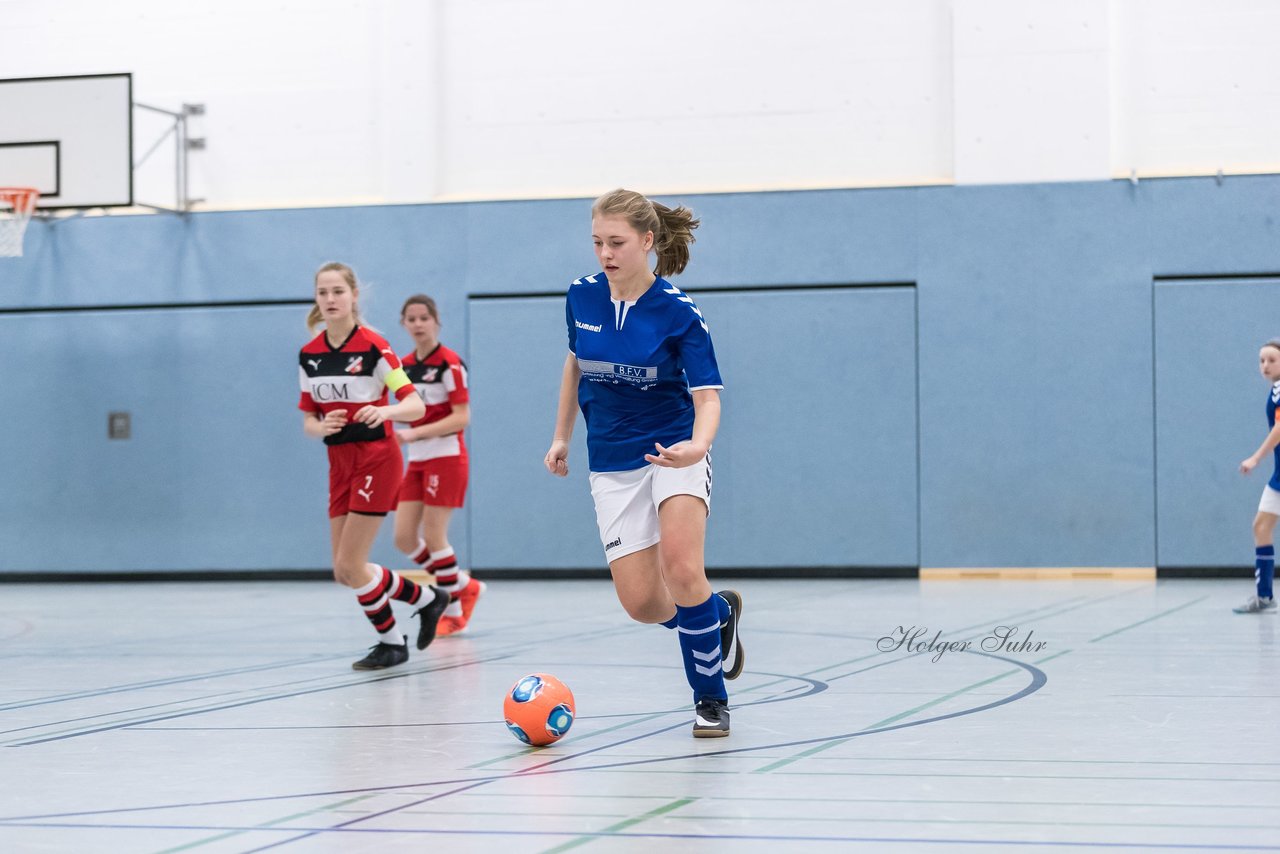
[133,101,205,213]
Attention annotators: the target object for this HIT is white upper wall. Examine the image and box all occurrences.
[435,0,954,199]
[0,0,1276,209]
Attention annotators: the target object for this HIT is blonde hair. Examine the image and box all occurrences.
[307,261,366,332]
[592,188,700,277]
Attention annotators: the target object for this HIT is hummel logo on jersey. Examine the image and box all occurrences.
[345,356,364,374]
[1272,383,1280,404]
[575,319,602,333]
[605,537,622,550]
[307,358,320,370]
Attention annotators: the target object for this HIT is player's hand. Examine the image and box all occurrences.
[544,439,570,477]
[645,440,707,468]
[393,428,409,445]
[1241,455,1261,475]
[320,410,348,436]
[353,405,387,428]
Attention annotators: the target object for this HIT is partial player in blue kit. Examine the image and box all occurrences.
[1235,338,1280,614]
[544,189,744,738]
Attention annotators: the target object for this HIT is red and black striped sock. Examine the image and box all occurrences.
[430,547,463,618]
[353,565,403,644]
[409,539,432,567]
[380,564,424,606]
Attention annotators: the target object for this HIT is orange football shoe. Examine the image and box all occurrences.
[436,614,468,637]
[457,577,486,622]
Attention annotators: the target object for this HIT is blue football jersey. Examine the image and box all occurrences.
[566,273,723,472]
[1268,382,1280,490]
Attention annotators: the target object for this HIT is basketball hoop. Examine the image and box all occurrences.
[0,187,40,257]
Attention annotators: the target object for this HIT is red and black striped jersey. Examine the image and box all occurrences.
[299,326,415,445]
[401,343,469,461]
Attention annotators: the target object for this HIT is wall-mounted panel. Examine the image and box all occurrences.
[0,305,341,572]
[917,181,1155,568]
[1154,278,1280,566]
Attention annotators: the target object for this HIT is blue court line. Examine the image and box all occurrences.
[2,820,1275,851]
[3,620,647,746]
[241,780,502,853]
[1,652,518,747]
[464,675,829,771]
[756,587,1122,694]
[0,655,1042,826]
[0,654,342,712]
[539,798,696,854]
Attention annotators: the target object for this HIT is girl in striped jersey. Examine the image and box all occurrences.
[299,263,449,669]
[393,295,484,636]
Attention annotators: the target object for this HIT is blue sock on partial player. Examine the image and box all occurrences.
[1256,545,1275,600]
[675,595,728,702]
[661,613,678,629]
[714,591,730,624]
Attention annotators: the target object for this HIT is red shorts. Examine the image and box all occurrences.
[328,439,404,518]
[399,455,468,508]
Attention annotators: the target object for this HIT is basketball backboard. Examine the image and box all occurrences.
[0,73,132,210]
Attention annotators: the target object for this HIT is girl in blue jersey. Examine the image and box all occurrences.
[544,189,743,737]
[1235,339,1280,614]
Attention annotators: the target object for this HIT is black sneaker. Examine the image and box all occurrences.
[414,586,450,650]
[352,636,409,670]
[692,697,730,738]
[717,590,744,680]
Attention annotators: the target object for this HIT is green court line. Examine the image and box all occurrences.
[537,798,695,854]
[753,649,1071,774]
[1089,595,1210,643]
[465,711,675,769]
[148,794,377,854]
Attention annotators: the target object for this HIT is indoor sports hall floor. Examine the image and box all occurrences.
[0,577,1273,853]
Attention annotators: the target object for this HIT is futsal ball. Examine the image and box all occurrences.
[503,673,575,746]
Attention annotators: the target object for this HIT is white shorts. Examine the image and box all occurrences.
[588,451,712,563]
[1260,486,1280,515]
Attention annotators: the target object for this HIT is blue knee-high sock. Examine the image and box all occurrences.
[675,595,727,702]
[1256,545,1274,600]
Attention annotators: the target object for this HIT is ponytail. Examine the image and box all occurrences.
[650,200,699,277]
